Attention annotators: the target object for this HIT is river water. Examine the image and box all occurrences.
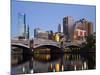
[11,52,95,74]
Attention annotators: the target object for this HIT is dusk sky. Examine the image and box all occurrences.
[11,0,96,38]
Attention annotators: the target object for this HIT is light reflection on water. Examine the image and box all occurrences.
[11,53,95,74]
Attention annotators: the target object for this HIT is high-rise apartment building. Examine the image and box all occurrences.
[18,13,30,39]
[63,16,74,41]
[85,22,93,36]
[18,13,26,39]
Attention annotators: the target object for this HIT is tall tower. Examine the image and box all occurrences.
[63,16,74,41]
[84,21,93,36]
[26,25,29,39]
[34,28,40,38]
[24,14,26,38]
[58,24,63,33]
[18,13,26,39]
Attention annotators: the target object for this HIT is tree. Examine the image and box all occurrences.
[86,34,95,47]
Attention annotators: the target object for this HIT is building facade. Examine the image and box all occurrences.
[26,25,29,39]
[34,28,40,38]
[34,28,49,39]
[84,21,93,36]
[73,18,93,41]
[18,13,30,40]
[47,30,53,40]
[63,16,74,41]
[38,32,48,39]
[78,18,93,36]
[58,24,63,33]
[18,13,26,39]
[73,29,86,41]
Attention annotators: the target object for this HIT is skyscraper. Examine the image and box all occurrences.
[85,22,93,36]
[34,28,40,38]
[80,18,93,36]
[63,16,74,41]
[58,24,63,33]
[18,13,26,39]
[26,25,30,39]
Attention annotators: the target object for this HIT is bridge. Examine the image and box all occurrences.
[11,38,61,49]
[11,38,86,51]
[33,38,60,48]
[66,40,86,47]
[11,39,30,49]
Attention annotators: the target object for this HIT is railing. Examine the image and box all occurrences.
[11,38,85,49]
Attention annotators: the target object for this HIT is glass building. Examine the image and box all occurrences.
[63,16,74,41]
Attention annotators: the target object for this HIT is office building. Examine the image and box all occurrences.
[73,19,87,41]
[58,24,63,33]
[63,16,74,41]
[34,28,49,39]
[85,22,93,36]
[79,18,93,36]
[34,28,40,38]
[73,18,94,41]
[18,13,26,39]
[26,25,29,39]
[38,32,48,39]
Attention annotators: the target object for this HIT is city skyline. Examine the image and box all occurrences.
[11,0,96,38]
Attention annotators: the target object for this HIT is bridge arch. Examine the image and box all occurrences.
[11,43,32,66]
[35,45,60,49]
[11,43,32,55]
[66,45,81,51]
[11,43,29,49]
[66,45,80,47]
[34,43,60,49]
[34,45,62,53]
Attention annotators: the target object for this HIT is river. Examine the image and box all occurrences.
[11,51,95,74]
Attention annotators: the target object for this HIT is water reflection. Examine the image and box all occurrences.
[11,46,31,66]
[33,53,63,62]
[11,53,95,74]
